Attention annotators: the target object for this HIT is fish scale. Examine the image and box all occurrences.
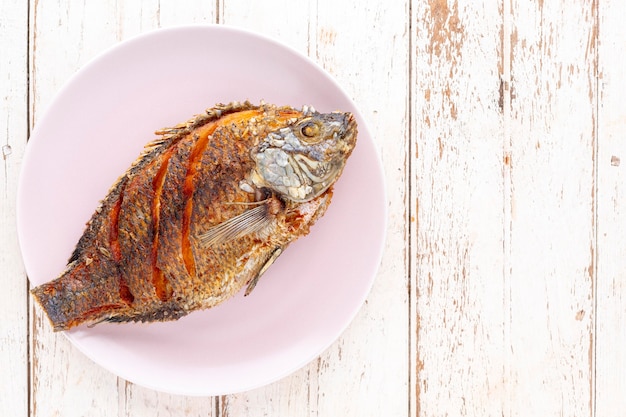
[31,101,357,331]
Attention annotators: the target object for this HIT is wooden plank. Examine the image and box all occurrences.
[595,0,626,415]
[5,1,618,416]
[28,1,218,416]
[221,0,410,416]
[218,0,311,54]
[0,1,29,416]
[28,2,127,416]
[410,1,506,415]
[302,1,409,416]
[115,0,215,37]
[507,1,596,416]
[121,382,218,417]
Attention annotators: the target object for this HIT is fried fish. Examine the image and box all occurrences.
[31,101,357,331]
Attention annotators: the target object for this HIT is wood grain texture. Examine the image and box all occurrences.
[310,1,410,415]
[0,1,29,417]
[2,0,625,416]
[219,0,312,53]
[507,1,596,415]
[595,0,626,415]
[411,1,506,416]
[121,381,217,417]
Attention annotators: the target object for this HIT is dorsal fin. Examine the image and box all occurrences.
[148,101,259,152]
[133,101,260,166]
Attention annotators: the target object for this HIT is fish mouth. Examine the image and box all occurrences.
[325,111,357,159]
[328,111,356,136]
[342,113,358,153]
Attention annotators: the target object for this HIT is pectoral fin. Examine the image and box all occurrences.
[245,246,284,296]
[198,203,272,247]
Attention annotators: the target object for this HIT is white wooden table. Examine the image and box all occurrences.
[2,1,624,416]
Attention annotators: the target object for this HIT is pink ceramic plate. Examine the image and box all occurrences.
[17,25,386,395]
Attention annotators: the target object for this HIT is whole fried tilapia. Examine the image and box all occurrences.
[31,101,357,331]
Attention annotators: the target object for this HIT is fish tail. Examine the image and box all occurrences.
[31,262,130,332]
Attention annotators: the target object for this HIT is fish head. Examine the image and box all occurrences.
[251,109,358,202]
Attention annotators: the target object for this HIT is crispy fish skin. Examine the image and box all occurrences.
[31,102,357,331]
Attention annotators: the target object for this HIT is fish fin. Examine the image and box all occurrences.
[139,136,171,157]
[154,101,259,140]
[142,102,261,160]
[245,246,284,296]
[101,304,188,324]
[31,273,128,332]
[199,203,272,247]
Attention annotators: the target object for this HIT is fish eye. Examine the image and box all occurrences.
[300,121,320,139]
